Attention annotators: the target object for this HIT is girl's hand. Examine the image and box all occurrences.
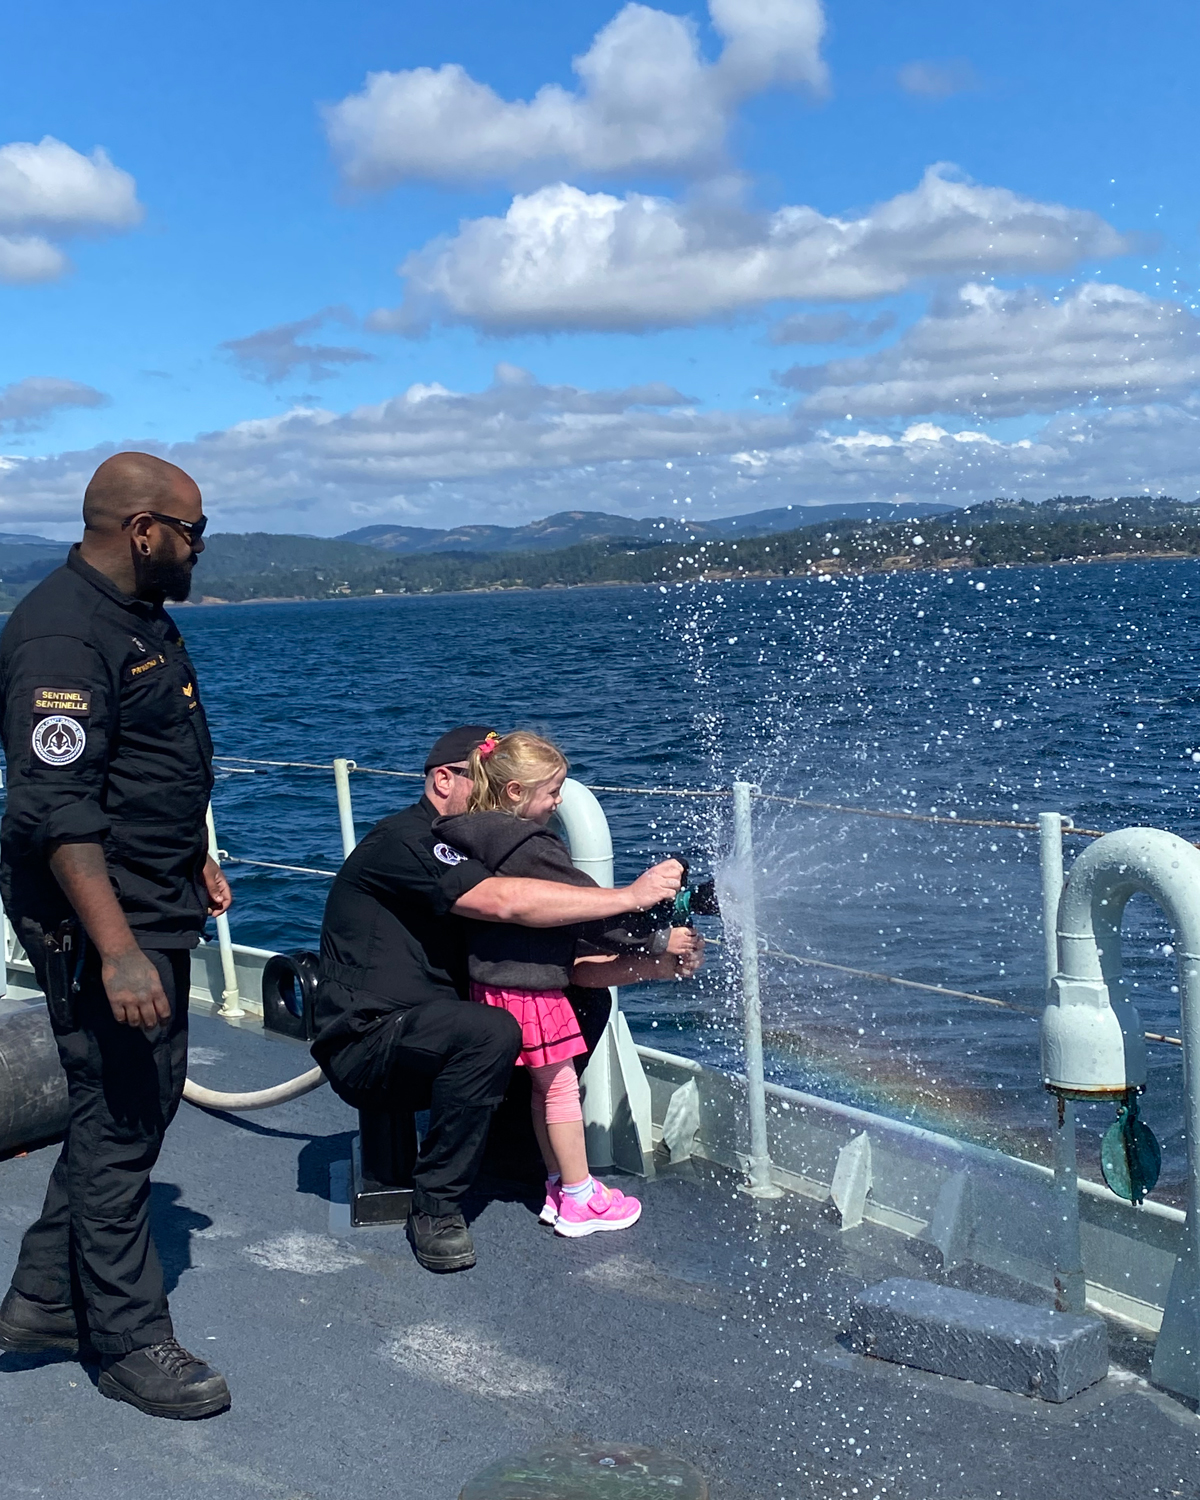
[627,859,683,910]
[666,927,705,977]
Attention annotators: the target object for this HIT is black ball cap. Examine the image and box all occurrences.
[423,724,498,773]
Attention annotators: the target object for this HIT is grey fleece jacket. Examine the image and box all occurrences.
[432,810,663,990]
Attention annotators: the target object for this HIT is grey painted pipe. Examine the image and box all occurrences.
[0,1007,67,1155]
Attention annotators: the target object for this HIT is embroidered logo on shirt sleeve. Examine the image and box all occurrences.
[433,842,467,866]
[31,716,87,766]
[32,688,91,717]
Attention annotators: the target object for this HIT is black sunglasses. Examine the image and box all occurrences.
[122,510,208,544]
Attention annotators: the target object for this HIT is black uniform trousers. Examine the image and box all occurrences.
[321,989,522,1217]
[11,947,189,1355]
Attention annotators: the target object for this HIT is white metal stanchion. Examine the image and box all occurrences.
[333,758,358,860]
[1041,810,1085,1313]
[206,805,244,1018]
[733,781,783,1199]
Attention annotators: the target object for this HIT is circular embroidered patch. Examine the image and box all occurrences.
[32,715,86,766]
[433,842,466,865]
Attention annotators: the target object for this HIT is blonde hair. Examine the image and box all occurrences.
[467,730,568,816]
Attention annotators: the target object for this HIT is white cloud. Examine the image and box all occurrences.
[898,59,979,100]
[324,0,827,188]
[784,282,1200,418]
[371,166,1129,335]
[6,365,1200,536]
[0,236,67,284]
[0,136,142,284]
[769,309,896,345]
[0,377,108,433]
[221,307,376,384]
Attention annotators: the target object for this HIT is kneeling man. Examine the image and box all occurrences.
[311,725,683,1272]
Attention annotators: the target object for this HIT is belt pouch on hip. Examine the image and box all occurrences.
[43,919,85,1031]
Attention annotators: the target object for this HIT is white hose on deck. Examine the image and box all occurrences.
[182,1067,328,1112]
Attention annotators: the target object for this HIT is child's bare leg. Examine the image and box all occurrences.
[546,1118,589,1185]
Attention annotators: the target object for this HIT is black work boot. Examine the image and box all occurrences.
[0,1286,83,1355]
[98,1338,231,1420]
[407,1210,476,1272]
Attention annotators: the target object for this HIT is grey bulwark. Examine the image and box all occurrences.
[847,1277,1109,1402]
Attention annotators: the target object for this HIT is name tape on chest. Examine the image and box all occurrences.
[433,842,467,866]
[32,687,90,717]
[126,653,166,681]
[32,715,86,766]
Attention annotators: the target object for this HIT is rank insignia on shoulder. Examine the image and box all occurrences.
[125,653,166,681]
[32,688,91,717]
[433,842,466,866]
[32,716,86,766]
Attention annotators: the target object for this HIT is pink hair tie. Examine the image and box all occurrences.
[478,734,499,761]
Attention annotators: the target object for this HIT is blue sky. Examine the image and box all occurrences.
[1,0,1197,535]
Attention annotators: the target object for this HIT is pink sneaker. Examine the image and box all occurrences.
[539,1179,562,1226]
[554,1181,641,1238]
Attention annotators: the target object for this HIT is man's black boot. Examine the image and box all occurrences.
[0,1286,83,1355]
[407,1211,477,1272]
[98,1338,231,1419]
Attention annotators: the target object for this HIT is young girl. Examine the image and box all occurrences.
[434,730,702,1237]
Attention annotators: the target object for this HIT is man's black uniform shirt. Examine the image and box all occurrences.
[312,796,490,1063]
[0,547,214,950]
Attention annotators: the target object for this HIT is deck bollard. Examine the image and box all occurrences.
[732,781,783,1199]
[206,805,244,1018]
[1041,811,1085,1313]
[333,758,358,860]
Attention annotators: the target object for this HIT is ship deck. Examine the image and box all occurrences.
[2,1003,1198,1500]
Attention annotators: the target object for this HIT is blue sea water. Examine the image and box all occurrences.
[183,558,1200,1193]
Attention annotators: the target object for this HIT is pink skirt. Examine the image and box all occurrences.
[470,981,587,1069]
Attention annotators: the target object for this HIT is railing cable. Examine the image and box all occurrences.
[213,756,1105,837]
[222,856,340,878]
[762,945,1183,1048]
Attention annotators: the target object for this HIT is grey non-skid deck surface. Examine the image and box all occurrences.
[2,1009,1198,1500]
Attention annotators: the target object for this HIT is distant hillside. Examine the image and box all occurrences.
[3,495,1197,613]
[188,503,1200,603]
[338,501,955,555]
[963,494,1198,524]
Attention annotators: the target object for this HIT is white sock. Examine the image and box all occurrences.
[563,1176,594,1204]
[547,1172,561,1186]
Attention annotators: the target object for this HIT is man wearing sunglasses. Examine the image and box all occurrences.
[0,451,232,1421]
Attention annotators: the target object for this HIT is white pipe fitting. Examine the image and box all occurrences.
[1042,826,1200,1096]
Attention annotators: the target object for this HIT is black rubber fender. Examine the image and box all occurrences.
[261,950,321,1042]
[0,1006,68,1156]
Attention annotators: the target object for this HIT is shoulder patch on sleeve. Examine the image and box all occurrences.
[32,688,91,717]
[433,842,467,866]
[32,716,87,766]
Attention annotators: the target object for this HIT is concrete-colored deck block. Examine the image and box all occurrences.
[847,1277,1108,1402]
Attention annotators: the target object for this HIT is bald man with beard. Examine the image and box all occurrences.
[0,453,233,1419]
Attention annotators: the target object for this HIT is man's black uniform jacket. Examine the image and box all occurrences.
[0,547,214,952]
[311,796,492,1068]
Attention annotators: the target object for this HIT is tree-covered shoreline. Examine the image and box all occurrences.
[189,514,1200,603]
